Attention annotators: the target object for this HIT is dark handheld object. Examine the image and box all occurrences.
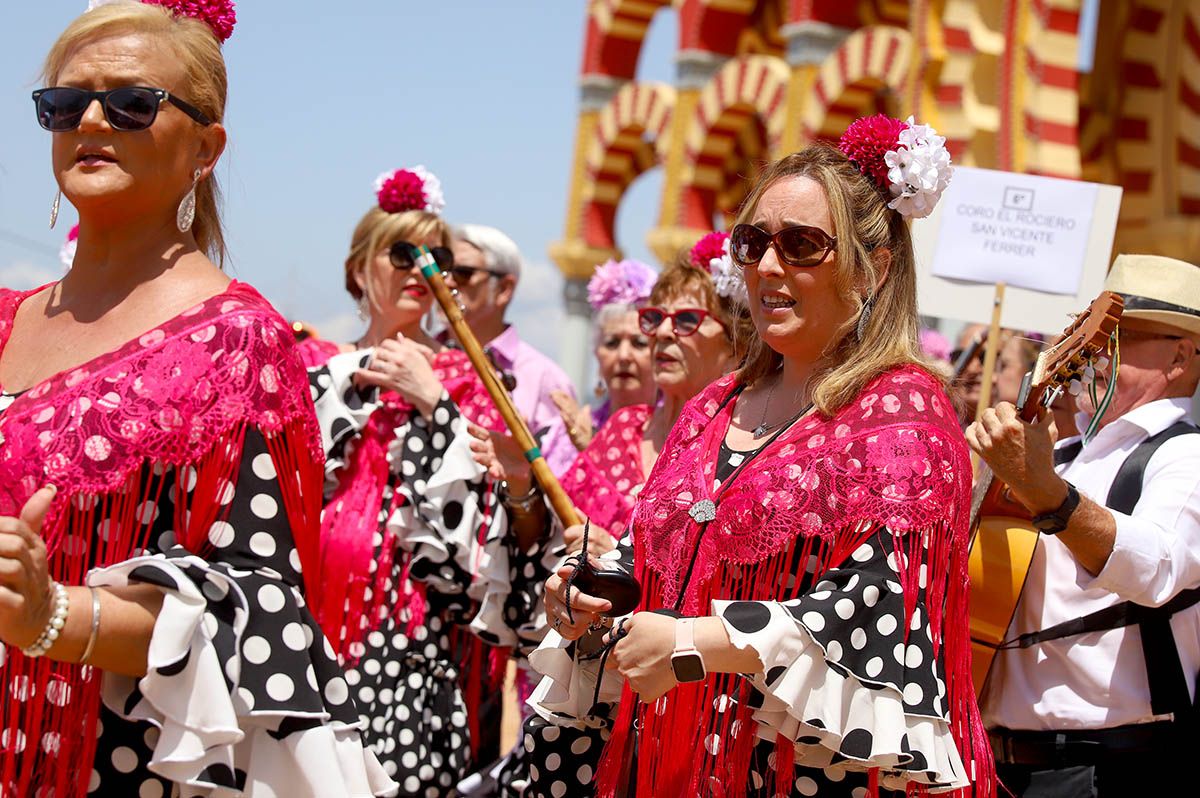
[564,521,642,619]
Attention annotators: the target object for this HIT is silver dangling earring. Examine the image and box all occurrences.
[49,188,61,230]
[856,294,875,341]
[356,296,369,321]
[176,168,201,233]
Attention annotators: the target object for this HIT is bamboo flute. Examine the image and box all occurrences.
[414,246,582,528]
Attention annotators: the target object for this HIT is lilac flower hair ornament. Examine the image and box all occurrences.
[838,114,953,219]
[587,259,657,312]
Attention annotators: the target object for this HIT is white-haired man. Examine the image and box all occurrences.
[445,224,579,478]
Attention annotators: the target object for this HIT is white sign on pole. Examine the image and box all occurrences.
[930,168,1100,295]
[912,166,1123,335]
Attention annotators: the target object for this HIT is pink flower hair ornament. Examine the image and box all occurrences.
[60,224,80,271]
[838,114,953,219]
[587,259,657,312]
[689,231,748,306]
[374,166,446,216]
[87,0,237,43]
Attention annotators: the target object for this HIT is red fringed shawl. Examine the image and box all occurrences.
[597,366,993,798]
[0,282,324,797]
[560,403,651,536]
[297,340,504,662]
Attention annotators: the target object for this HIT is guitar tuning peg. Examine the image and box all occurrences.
[1068,379,1084,396]
[1095,356,1110,371]
[1082,366,1096,384]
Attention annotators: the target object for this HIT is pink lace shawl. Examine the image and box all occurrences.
[297,340,504,661]
[560,403,651,536]
[598,366,992,798]
[0,281,323,796]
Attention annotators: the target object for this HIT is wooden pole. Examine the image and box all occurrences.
[414,247,582,529]
[972,282,1006,472]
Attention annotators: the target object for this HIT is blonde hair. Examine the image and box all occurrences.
[650,251,754,363]
[344,208,449,303]
[43,2,229,265]
[736,145,943,415]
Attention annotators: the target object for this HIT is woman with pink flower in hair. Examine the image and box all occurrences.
[0,1,394,796]
[551,258,658,452]
[527,116,993,798]
[296,167,543,795]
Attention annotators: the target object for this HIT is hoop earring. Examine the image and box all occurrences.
[856,294,875,342]
[177,168,201,233]
[49,188,61,230]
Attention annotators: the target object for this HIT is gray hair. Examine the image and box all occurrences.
[592,302,640,349]
[453,224,523,281]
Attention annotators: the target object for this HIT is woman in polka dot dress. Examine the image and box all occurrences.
[529,130,994,797]
[0,4,393,796]
[297,173,542,796]
[483,243,753,796]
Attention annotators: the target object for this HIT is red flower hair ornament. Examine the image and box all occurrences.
[374,166,446,216]
[87,0,237,43]
[838,114,953,219]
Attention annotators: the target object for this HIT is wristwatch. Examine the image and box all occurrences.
[1031,481,1080,535]
[670,618,707,683]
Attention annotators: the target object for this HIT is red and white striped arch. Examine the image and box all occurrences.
[579,81,676,249]
[803,26,912,142]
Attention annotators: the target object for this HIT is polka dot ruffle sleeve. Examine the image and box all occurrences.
[83,430,395,796]
[307,350,378,485]
[713,527,969,793]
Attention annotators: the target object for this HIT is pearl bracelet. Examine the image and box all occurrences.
[22,582,70,658]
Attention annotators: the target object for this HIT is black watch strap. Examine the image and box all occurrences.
[1032,481,1081,535]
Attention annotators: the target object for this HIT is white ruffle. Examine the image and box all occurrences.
[526,628,623,727]
[89,556,397,797]
[715,598,968,792]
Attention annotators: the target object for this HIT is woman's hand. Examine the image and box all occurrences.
[563,522,616,557]
[544,563,611,640]
[552,390,594,451]
[604,612,678,702]
[0,486,57,650]
[354,334,443,418]
[468,423,532,493]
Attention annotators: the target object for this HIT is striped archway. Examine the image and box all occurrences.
[676,54,791,226]
[803,26,912,143]
[579,81,677,249]
[582,0,674,79]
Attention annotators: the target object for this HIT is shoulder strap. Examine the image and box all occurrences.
[1013,419,1200,719]
[1106,420,1200,514]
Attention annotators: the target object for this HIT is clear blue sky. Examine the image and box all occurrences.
[0,1,679,361]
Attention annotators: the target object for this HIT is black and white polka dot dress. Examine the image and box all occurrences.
[523,439,969,796]
[18,426,394,796]
[309,349,530,796]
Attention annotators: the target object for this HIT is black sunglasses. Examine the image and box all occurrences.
[389,241,454,272]
[637,307,720,337]
[729,223,837,269]
[32,86,212,132]
[444,265,506,284]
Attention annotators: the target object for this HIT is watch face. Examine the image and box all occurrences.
[671,653,706,683]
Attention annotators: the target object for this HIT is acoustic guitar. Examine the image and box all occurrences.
[966,291,1124,695]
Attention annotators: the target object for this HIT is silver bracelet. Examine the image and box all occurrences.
[22,582,70,658]
[79,588,101,664]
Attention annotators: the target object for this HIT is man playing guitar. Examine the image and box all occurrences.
[969,254,1200,796]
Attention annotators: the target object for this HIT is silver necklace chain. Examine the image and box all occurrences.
[752,379,781,437]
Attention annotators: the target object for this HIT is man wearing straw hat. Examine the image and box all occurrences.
[968,254,1200,795]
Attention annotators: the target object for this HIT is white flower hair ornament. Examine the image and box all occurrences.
[374,165,446,216]
[60,224,79,271]
[690,232,749,306]
[837,114,953,219]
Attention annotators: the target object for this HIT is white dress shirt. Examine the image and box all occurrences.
[982,397,1200,730]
